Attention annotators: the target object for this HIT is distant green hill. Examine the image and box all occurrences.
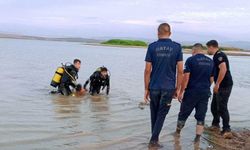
[102,39,148,47]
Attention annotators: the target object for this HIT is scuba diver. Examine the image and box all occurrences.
[84,66,110,95]
[50,59,83,96]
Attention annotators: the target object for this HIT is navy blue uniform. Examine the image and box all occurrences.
[211,50,233,132]
[177,54,213,128]
[145,38,183,142]
[145,39,183,90]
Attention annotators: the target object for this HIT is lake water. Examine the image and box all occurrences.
[0,38,250,150]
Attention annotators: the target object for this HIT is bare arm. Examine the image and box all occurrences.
[144,62,152,90]
[180,73,190,93]
[176,61,184,91]
[174,61,183,99]
[213,62,227,93]
[177,72,189,102]
[216,62,227,86]
[144,62,152,102]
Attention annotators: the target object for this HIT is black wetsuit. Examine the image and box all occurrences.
[84,71,110,95]
[58,65,78,96]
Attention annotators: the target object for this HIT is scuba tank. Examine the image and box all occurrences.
[96,67,102,72]
[50,67,64,88]
[50,62,77,88]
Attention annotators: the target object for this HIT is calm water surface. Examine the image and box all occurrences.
[0,39,250,150]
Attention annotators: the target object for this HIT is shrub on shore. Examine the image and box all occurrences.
[102,39,148,46]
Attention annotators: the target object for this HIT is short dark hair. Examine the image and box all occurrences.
[73,59,81,64]
[100,67,108,72]
[192,43,203,50]
[158,23,171,35]
[206,40,219,48]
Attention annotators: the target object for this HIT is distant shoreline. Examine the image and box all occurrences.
[0,34,103,43]
[84,43,250,56]
[84,43,147,48]
[1,34,250,56]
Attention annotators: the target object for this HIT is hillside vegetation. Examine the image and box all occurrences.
[102,39,148,47]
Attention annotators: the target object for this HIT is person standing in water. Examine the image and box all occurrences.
[175,43,214,142]
[144,23,183,148]
[206,40,234,139]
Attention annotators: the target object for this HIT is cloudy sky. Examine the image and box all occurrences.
[0,0,250,41]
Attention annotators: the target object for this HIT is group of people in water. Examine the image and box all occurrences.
[50,60,110,97]
[50,22,234,149]
[144,23,233,148]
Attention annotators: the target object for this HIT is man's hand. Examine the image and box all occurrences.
[177,91,184,103]
[213,84,220,94]
[173,88,180,99]
[144,90,150,103]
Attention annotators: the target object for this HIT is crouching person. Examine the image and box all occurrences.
[175,43,214,142]
[58,59,81,96]
[84,66,110,95]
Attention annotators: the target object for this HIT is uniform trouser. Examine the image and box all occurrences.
[58,84,72,96]
[149,89,175,142]
[211,86,233,131]
[177,90,211,129]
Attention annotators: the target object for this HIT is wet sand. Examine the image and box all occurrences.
[204,128,250,150]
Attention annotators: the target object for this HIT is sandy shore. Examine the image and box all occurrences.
[204,128,250,149]
[84,43,250,57]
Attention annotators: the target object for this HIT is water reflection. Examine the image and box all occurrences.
[89,94,110,113]
[172,134,202,150]
[88,94,110,132]
[1,39,250,150]
[52,95,83,117]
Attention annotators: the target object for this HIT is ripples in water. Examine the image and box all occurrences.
[0,39,250,150]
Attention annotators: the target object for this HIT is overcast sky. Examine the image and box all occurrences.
[0,0,250,41]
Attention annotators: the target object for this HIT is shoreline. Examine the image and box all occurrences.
[84,43,250,57]
[84,43,147,49]
[1,37,250,56]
